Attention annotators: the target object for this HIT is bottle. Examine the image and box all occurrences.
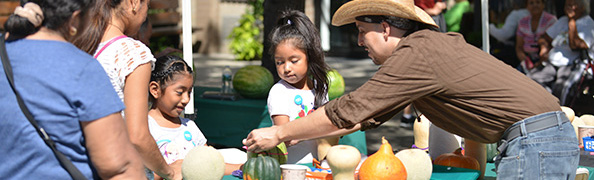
[222,66,233,94]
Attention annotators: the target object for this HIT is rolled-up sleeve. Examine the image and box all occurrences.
[324,40,441,130]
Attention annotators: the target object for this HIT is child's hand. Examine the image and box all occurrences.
[285,140,301,147]
[168,160,184,180]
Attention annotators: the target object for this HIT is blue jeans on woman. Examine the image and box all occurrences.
[495,111,579,179]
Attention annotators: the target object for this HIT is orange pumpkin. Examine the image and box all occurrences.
[358,137,407,180]
[433,148,480,171]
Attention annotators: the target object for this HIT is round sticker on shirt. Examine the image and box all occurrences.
[184,131,192,141]
[294,95,303,106]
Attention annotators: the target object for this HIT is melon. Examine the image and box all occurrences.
[581,114,594,126]
[181,146,225,180]
[327,69,345,100]
[247,142,288,164]
[395,149,432,180]
[232,65,274,99]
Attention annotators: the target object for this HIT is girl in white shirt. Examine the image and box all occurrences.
[267,10,339,164]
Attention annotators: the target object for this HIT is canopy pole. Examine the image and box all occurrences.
[182,0,194,115]
[481,0,489,53]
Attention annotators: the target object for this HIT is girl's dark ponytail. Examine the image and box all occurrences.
[269,10,330,109]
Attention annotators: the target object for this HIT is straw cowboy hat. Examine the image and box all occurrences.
[331,0,438,28]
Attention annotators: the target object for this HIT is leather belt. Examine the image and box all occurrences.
[500,112,568,142]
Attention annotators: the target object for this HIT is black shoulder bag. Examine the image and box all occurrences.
[0,34,87,180]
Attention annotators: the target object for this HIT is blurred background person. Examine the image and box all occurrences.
[515,0,557,91]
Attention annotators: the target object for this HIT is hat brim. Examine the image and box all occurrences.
[331,0,438,28]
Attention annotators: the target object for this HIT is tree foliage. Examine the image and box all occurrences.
[228,0,264,61]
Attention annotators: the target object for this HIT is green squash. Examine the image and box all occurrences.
[232,65,274,99]
[247,142,288,164]
[243,156,281,180]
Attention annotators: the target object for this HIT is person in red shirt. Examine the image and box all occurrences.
[415,0,447,32]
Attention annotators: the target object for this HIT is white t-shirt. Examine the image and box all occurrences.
[547,15,594,66]
[489,9,529,44]
[267,80,328,164]
[93,37,156,102]
[148,116,207,164]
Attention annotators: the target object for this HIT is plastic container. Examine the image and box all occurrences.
[222,66,233,94]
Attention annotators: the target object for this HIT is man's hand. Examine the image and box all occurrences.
[243,126,282,153]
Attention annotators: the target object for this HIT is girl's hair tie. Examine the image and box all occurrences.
[13,2,44,27]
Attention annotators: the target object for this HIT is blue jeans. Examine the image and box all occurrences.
[495,111,579,179]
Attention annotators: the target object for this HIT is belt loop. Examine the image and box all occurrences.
[520,121,528,138]
[556,111,563,130]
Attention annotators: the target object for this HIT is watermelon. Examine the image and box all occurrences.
[327,69,345,100]
[247,142,288,164]
[232,65,274,99]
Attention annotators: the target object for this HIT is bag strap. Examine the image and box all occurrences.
[0,34,87,180]
[94,35,127,58]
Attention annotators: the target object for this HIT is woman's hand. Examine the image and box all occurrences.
[243,126,282,153]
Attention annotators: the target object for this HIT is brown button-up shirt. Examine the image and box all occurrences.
[325,30,560,143]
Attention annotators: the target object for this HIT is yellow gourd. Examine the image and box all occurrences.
[317,137,340,161]
[358,137,407,180]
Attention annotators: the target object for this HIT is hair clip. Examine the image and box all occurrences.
[13,2,44,27]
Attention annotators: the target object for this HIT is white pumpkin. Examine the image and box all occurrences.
[182,146,225,180]
[326,145,361,180]
[561,106,575,122]
[395,148,433,180]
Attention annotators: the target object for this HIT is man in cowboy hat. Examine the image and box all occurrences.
[243,0,579,179]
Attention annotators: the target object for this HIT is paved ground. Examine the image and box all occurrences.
[192,54,414,155]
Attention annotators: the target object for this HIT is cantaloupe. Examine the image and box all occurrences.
[581,114,594,126]
[181,146,225,180]
[395,149,432,180]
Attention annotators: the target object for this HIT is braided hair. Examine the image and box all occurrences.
[150,55,194,103]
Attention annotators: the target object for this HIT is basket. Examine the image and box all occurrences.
[583,136,594,152]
